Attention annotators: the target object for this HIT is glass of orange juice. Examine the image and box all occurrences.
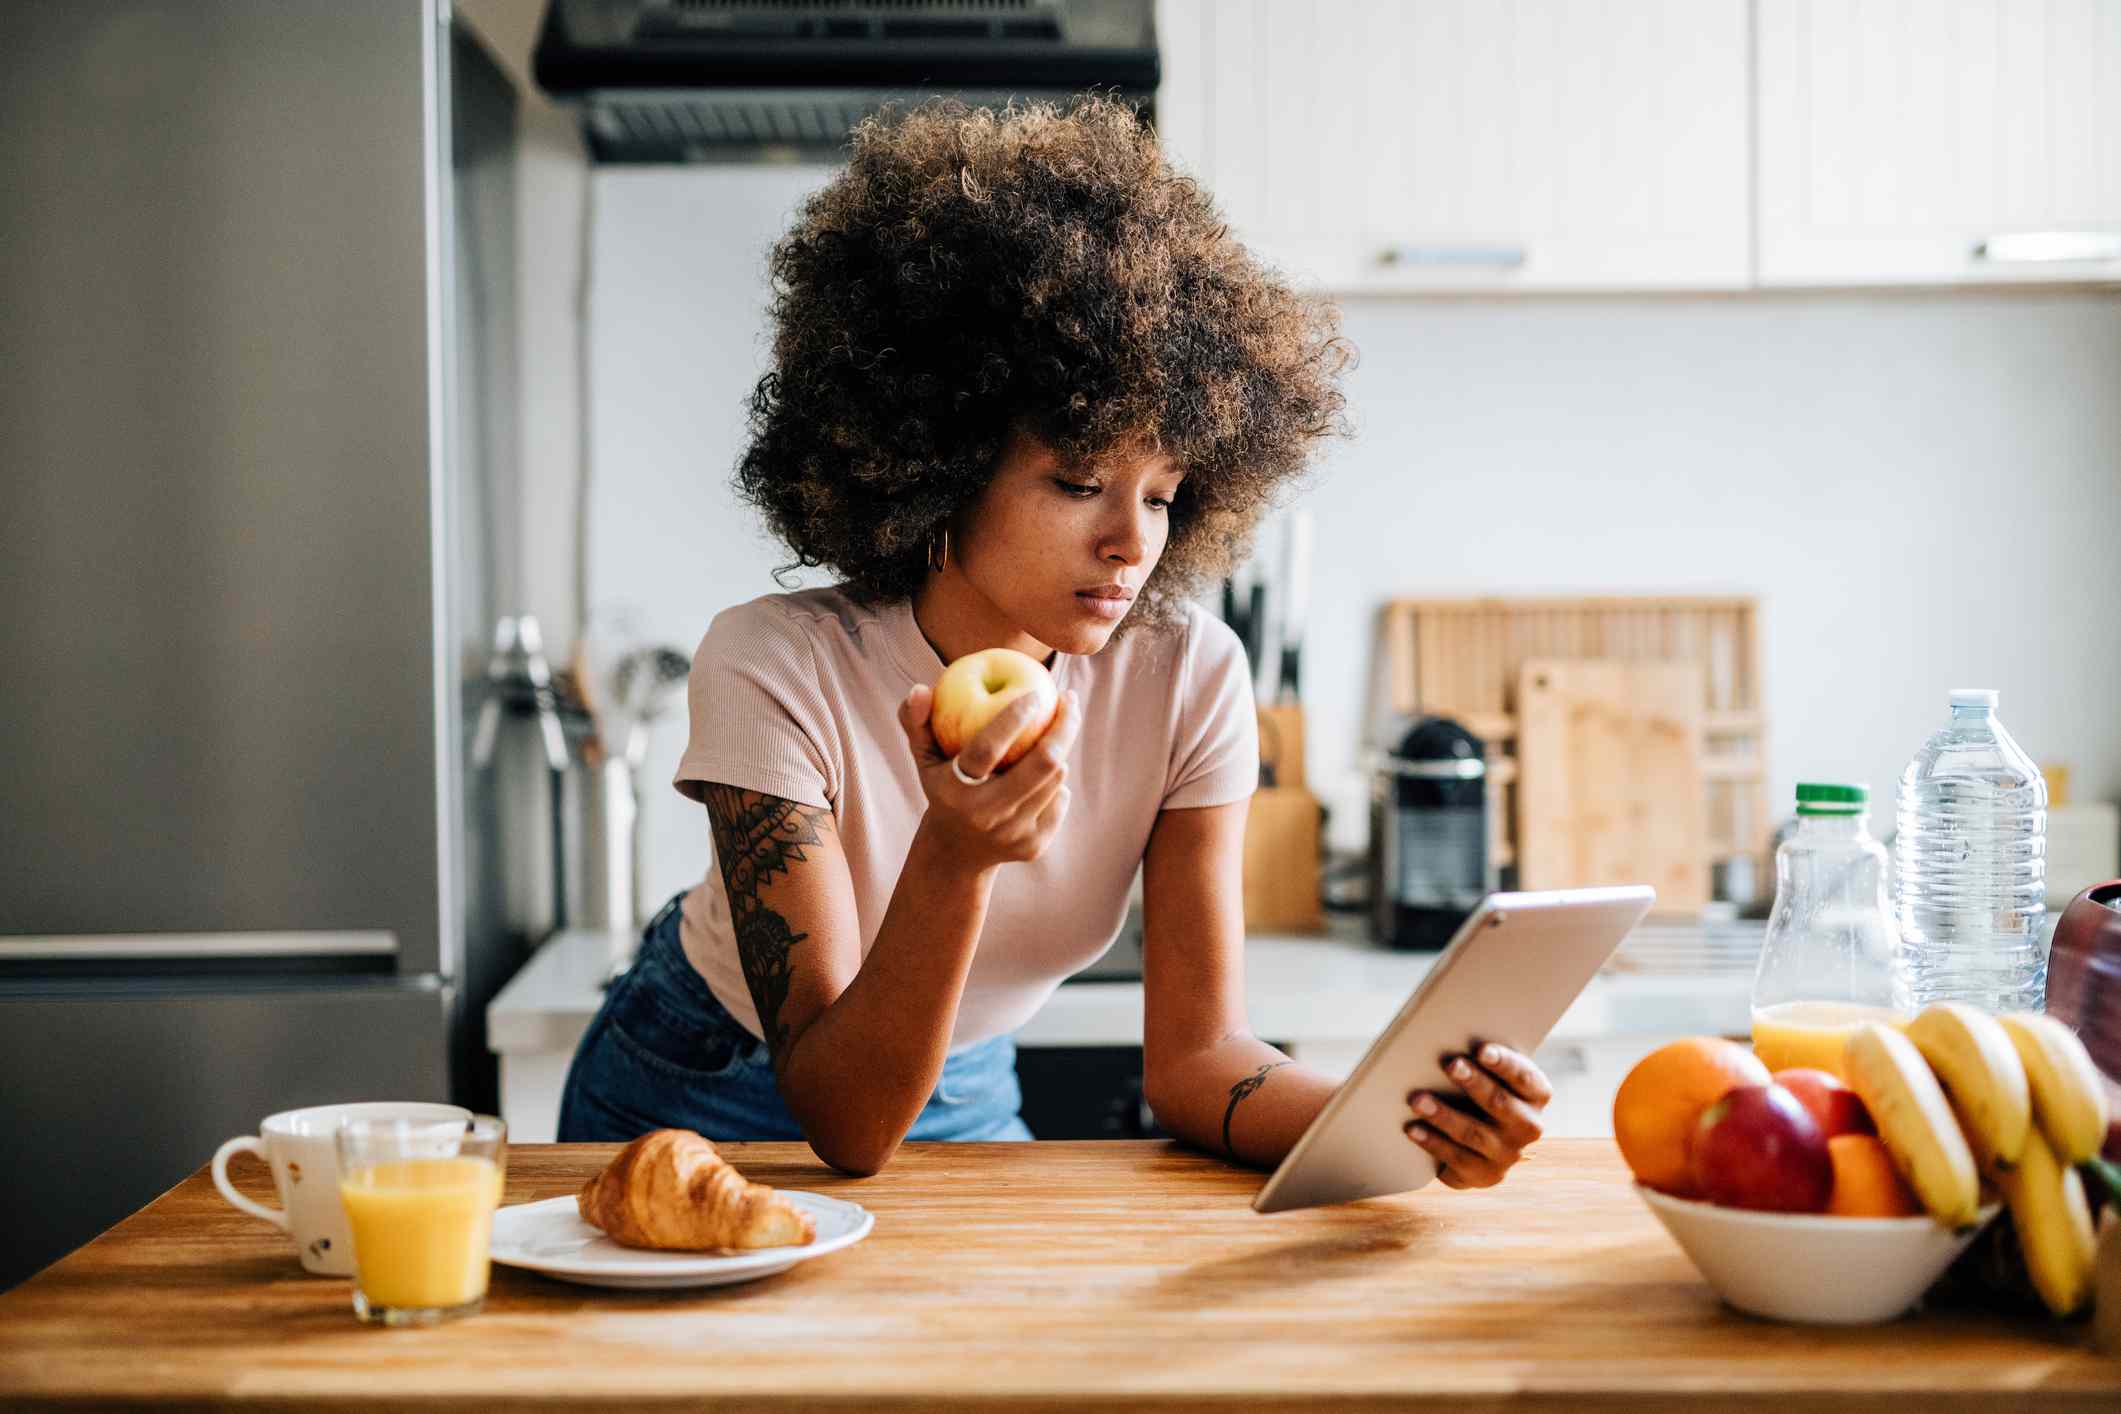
[334,1114,506,1326]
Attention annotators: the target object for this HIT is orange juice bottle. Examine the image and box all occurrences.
[1749,784,1903,1081]
[1750,999,1906,1076]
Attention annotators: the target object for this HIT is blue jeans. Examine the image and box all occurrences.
[558,893,1033,1144]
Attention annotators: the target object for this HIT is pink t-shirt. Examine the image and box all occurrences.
[672,585,1258,1050]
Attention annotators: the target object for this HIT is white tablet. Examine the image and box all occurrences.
[1253,885,1655,1213]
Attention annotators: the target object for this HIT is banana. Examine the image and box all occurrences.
[1843,1022,1981,1230]
[1993,1124,2097,1318]
[1903,1002,2032,1169]
[1998,1012,2111,1165]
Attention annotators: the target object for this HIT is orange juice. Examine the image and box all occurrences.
[1750,1000,1907,1079]
[338,1157,504,1310]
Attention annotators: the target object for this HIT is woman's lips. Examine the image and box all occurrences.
[1075,591,1131,620]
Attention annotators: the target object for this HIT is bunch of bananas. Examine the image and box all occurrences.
[1840,1004,2112,1318]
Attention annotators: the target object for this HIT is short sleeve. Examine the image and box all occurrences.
[1161,607,1260,810]
[672,601,837,810]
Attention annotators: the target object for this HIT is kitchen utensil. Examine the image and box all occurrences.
[1221,557,1271,694]
[472,615,581,945]
[471,616,630,947]
[1275,509,1311,705]
[1515,658,1708,913]
[575,606,649,766]
[474,629,642,948]
[488,1191,874,1289]
[471,616,569,775]
[569,644,610,769]
[1245,581,1266,694]
[1256,703,1305,791]
[562,755,638,953]
[1636,1185,2000,1325]
[615,645,692,769]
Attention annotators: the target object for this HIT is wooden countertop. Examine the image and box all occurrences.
[1,1141,2113,1411]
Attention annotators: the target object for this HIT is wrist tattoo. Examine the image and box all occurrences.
[1221,1061,1292,1157]
[702,785,831,1062]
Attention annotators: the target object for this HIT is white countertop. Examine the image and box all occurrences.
[487,914,1759,1055]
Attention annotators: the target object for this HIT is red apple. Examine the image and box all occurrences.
[930,648,1059,769]
[1688,1083,1833,1213]
[1770,1067,1876,1139]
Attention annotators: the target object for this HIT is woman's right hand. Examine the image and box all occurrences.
[898,684,1080,870]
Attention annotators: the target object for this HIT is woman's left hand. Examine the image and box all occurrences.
[1404,1043,1552,1189]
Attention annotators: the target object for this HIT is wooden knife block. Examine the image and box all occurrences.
[1244,705,1324,933]
[1257,703,1306,790]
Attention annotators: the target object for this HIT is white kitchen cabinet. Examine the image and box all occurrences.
[1152,0,1211,177]
[1757,0,2121,285]
[1157,0,1751,292]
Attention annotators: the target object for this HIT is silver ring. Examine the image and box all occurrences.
[950,757,991,787]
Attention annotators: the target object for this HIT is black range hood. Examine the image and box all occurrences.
[533,0,1159,163]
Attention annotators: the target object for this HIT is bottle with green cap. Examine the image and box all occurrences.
[1748,782,1904,1078]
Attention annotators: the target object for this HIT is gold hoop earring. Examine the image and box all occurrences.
[927,527,949,573]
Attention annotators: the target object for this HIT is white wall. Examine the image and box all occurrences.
[1309,291,2121,852]
[587,168,840,906]
[581,167,2121,905]
[458,0,585,648]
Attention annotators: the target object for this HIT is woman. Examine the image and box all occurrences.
[559,97,1553,1184]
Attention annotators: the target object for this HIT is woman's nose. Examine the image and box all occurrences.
[1100,510,1148,565]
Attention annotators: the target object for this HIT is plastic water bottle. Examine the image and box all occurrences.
[1893,688,2048,1012]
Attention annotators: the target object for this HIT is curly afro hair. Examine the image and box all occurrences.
[735,93,1354,627]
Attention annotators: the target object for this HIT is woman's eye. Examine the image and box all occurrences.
[1055,478,1170,510]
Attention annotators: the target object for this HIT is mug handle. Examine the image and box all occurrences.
[210,1136,290,1231]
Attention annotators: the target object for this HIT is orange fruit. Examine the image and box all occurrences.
[1612,1037,1770,1195]
[1824,1134,1921,1217]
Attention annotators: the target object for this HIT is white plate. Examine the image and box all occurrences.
[489,1191,874,1289]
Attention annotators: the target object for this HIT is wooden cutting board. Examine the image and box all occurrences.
[1516,658,1707,912]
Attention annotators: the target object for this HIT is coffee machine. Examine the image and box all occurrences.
[1370,717,1491,950]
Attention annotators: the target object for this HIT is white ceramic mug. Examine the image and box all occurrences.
[210,1101,471,1275]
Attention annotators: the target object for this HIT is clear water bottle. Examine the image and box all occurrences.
[1893,688,2048,1012]
[1750,783,1902,1079]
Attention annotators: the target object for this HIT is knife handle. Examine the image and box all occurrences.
[1277,645,1301,704]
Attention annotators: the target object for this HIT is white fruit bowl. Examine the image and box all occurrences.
[1635,1184,2002,1325]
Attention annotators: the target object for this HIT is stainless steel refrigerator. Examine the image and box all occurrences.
[0,0,523,1288]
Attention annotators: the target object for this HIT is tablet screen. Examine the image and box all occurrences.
[1254,885,1654,1212]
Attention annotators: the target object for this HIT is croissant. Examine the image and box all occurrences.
[577,1129,816,1251]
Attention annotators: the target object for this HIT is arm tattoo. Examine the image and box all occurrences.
[700,785,831,1063]
[1222,1061,1292,1157]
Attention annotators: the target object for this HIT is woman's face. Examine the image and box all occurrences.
[944,431,1186,658]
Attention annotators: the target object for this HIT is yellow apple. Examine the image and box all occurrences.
[931,648,1059,769]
